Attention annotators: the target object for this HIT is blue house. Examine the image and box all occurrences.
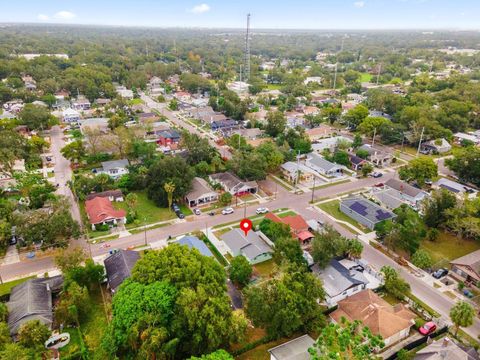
[177,236,213,257]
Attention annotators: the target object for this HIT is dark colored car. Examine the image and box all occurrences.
[175,210,185,219]
[432,268,448,279]
[372,172,383,178]
[419,322,437,336]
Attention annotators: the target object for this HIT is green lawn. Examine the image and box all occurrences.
[420,231,480,265]
[0,276,36,297]
[113,191,177,228]
[128,98,143,105]
[59,327,83,358]
[253,259,276,278]
[264,84,282,90]
[277,211,297,218]
[80,286,109,353]
[360,73,373,82]
[318,200,365,231]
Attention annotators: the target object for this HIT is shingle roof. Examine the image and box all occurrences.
[104,250,140,292]
[307,153,342,172]
[450,249,480,279]
[177,236,213,257]
[221,229,272,262]
[330,289,416,340]
[415,337,479,360]
[85,189,123,201]
[186,177,216,201]
[268,334,315,360]
[385,178,424,198]
[101,159,129,172]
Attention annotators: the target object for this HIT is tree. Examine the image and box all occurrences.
[169,98,179,110]
[164,182,176,211]
[311,225,347,268]
[17,320,50,350]
[68,258,105,290]
[55,282,90,326]
[450,301,475,336]
[265,111,286,137]
[219,192,232,206]
[345,239,363,259]
[229,255,253,286]
[146,157,194,207]
[309,319,384,360]
[352,134,363,149]
[273,237,307,268]
[255,141,285,172]
[399,157,437,187]
[361,163,373,177]
[356,149,369,159]
[189,349,234,360]
[180,132,216,165]
[357,116,391,137]
[0,322,11,350]
[381,266,410,300]
[61,140,86,163]
[0,303,8,323]
[0,343,33,360]
[244,267,325,338]
[54,247,87,274]
[445,147,480,186]
[19,103,52,130]
[83,127,103,155]
[343,105,369,128]
[321,106,342,124]
[125,192,138,219]
[422,189,457,228]
[331,151,350,167]
[259,219,292,242]
[411,249,433,270]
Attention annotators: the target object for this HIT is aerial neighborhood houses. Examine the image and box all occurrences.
[371,178,428,210]
[221,228,273,264]
[95,159,129,179]
[340,196,397,229]
[210,172,258,196]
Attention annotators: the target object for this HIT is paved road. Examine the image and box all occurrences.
[140,93,233,159]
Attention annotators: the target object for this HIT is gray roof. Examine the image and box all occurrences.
[341,196,396,223]
[177,236,213,257]
[415,337,479,360]
[385,178,424,198]
[101,159,129,172]
[359,144,389,159]
[210,172,258,193]
[450,249,480,271]
[312,259,368,298]
[186,177,217,201]
[268,334,315,360]
[7,276,63,336]
[372,189,405,210]
[434,178,476,195]
[221,229,272,262]
[104,250,140,292]
[307,153,342,172]
[85,189,123,201]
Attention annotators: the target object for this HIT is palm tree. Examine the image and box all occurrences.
[164,182,175,211]
[125,192,138,218]
[450,300,475,336]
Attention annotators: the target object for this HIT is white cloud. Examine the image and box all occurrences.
[189,3,210,14]
[354,1,365,8]
[53,11,76,20]
[37,14,49,21]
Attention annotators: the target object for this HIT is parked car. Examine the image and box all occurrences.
[208,211,215,216]
[222,207,234,215]
[175,210,185,219]
[419,321,437,336]
[372,172,383,178]
[432,268,449,279]
[194,208,201,216]
[171,202,181,212]
[374,183,384,187]
[256,207,269,214]
[46,156,52,162]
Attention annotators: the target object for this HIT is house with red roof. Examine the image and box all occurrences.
[85,197,127,230]
[265,212,314,244]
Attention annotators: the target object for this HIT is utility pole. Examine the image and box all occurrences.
[294,150,300,194]
[333,63,338,91]
[416,126,425,157]
[372,127,377,147]
[244,13,251,82]
[376,63,382,85]
[243,197,247,218]
[311,176,316,203]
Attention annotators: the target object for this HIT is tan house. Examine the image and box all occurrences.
[330,290,416,348]
[305,125,336,142]
[450,250,480,285]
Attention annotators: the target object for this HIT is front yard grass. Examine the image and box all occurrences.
[0,276,36,297]
[420,231,480,264]
[80,285,109,353]
[317,200,366,231]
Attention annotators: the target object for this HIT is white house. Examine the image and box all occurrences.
[305,153,344,177]
[97,159,129,179]
[62,108,81,123]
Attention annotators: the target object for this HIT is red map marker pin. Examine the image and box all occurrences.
[240,218,252,236]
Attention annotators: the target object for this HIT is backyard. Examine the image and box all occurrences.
[420,231,480,264]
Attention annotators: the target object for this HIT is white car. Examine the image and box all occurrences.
[221,207,234,215]
[256,207,269,214]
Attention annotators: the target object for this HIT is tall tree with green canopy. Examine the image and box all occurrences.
[259,218,292,243]
[343,105,369,128]
[244,266,325,338]
[450,301,475,336]
[19,103,53,130]
[357,116,391,137]
[422,189,457,228]
[381,266,410,300]
[273,237,308,268]
[189,349,234,359]
[311,225,347,268]
[17,320,51,351]
[309,319,384,360]
[229,255,253,286]
[61,140,86,163]
[265,110,286,137]
[445,147,480,186]
[163,182,176,211]
[399,157,438,187]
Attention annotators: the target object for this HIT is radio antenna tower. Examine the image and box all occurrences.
[244,13,251,82]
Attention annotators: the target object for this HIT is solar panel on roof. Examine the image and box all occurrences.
[376,210,392,221]
[350,201,368,216]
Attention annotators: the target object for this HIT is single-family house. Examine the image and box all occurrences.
[305,125,335,141]
[7,276,64,337]
[201,113,228,124]
[305,153,344,177]
[211,119,237,131]
[80,117,109,134]
[303,106,320,116]
[312,259,369,306]
[311,136,351,153]
[265,212,314,244]
[454,132,480,145]
[85,189,124,202]
[286,116,305,128]
[369,110,393,121]
[62,108,81,123]
[268,335,315,360]
[421,138,452,154]
[98,159,129,179]
[340,197,397,229]
[138,112,160,123]
[210,172,258,196]
[185,177,219,207]
[230,128,264,140]
[358,144,391,167]
[450,250,480,285]
[414,337,479,360]
[94,98,111,106]
[432,178,478,199]
[383,178,428,206]
[189,106,215,119]
[54,89,70,100]
[157,129,181,147]
[348,153,368,171]
[104,250,140,293]
[71,97,91,111]
[221,228,273,264]
[177,236,213,257]
[116,86,134,100]
[85,197,127,230]
[330,289,416,348]
[280,162,316,183]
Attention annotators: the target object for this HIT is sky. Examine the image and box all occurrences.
[0,0,479,30]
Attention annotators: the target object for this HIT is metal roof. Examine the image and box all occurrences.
[268,334,315,360]
[177,236,213,257]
